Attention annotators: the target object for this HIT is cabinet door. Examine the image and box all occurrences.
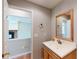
[52,54,60,59]
[63,50,76,59]
[49,55,53,59]
[49,53,60,59]
[43,47,60,59]
[44,49,49,59]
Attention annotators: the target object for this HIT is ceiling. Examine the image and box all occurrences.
[26,0,63,9]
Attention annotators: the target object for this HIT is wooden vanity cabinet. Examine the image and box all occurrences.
[43,46,76,59]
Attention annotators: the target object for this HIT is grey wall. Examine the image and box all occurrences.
[51,0,77,42]
[5,0,77,59]
[8,39,31,56]
[7,0,51,59]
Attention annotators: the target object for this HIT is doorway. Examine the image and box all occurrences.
[7,8,33,59]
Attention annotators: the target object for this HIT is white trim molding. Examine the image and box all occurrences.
[9,51,32,59]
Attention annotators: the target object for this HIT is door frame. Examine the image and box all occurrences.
[3,3,34,59]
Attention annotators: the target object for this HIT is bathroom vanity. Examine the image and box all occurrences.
[42,9,76,59]
[42,39,76,59]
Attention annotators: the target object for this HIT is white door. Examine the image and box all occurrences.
[2,0,9,59]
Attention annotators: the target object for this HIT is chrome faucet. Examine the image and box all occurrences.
[57,40,62,44]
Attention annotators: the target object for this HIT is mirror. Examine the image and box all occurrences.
[56,10,74,41]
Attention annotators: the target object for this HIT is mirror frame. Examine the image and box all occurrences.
[56,9,74,41]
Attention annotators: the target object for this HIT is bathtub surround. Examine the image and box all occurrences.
[7,15,32,39]
[8,39,31,57]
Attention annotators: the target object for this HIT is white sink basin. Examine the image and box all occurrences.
[43,40,76,58]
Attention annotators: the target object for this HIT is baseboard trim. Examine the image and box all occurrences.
[9,51,31,59]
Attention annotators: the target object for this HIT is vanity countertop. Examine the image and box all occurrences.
[43,39,76,58]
